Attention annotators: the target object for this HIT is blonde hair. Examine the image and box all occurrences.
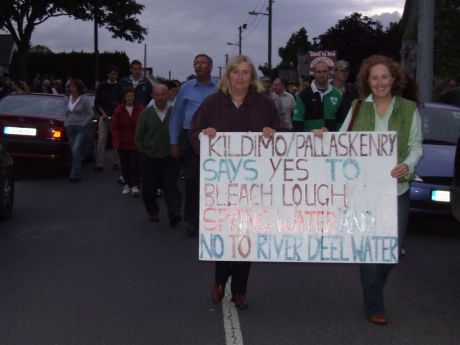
[218,55,264,95]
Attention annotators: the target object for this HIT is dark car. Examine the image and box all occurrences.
[451,135,460,222]
[439,86,460,107]
[0,142,14,220]
[410,102,460,215]
[0,93,95,165]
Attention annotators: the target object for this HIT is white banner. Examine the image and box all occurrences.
[198,132,398,264]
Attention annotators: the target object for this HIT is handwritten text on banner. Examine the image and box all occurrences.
[198,132,398,264]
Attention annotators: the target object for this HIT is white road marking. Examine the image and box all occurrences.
[222,278,244,345]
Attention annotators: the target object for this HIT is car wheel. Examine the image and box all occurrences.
[0,167,14,220]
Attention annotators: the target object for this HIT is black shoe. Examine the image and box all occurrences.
[69,177,81,183]
[112,164,120,171]
[186,223,198,237]
[93,166,103,172]
[117,175,125,185]
[169,214,182,227]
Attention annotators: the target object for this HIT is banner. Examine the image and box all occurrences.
[198,132,398,264]
[297,50,336,77]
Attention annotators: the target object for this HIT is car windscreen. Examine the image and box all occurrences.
[419,107,460,145]
[0,95,65,117]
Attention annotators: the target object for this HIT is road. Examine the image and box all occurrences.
[0,162,459,345]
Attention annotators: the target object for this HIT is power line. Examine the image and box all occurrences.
[242,0,264,27]
[243,0,265,32]
[243,14,265,39]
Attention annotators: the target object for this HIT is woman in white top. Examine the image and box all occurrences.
[316,55,423,325]
[64,79,94,182]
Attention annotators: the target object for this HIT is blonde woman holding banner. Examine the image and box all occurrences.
[189,55,280,310]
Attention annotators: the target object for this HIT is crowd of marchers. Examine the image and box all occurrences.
[0,53,424,326]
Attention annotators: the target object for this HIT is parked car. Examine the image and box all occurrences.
[0,142,14,220]
[439,86,460,107]
[451,135,460,222]
[410,102,460,215]
[0,93,95,165]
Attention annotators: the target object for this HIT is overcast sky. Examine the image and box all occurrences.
[26,0,404,80]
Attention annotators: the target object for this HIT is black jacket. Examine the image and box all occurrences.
[94,81,120,117]
[118,77,152,107]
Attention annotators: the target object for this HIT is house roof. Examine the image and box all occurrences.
[0,35,16,67]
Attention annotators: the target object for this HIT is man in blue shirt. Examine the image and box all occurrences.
[169,54,217,236]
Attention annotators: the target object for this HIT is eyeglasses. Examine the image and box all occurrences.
[193,61,208,67]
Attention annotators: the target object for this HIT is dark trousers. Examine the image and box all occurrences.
[215,262,252,295]
[141,154,182,218]
[179,130,199,227]
[118,149,140,187]
[359,191,410,317]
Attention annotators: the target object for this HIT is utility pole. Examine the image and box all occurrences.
[218,66,223,78]
[143,44,147,76]
[417,0,434,102]
[225,54,229,65]
[227,24,247,55]
[94,11,99,89]
[249,0,273,70]
[267,0,272,70]
[238,24,247,55]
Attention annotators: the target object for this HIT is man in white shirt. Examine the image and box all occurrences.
[135,84,182,226]
[272,78,295,130]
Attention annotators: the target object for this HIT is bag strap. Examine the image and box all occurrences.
[347,99,363,131]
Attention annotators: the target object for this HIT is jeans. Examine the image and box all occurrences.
[359,190,410,317]
[66,125,91,179]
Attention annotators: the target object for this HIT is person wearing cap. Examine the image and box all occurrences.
[292,61,343,132]
[332,60,359,125]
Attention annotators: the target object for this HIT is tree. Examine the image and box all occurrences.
[259,27,311,80]
[277,27,312,69]
[434,0,460,78]
[30,44,53,54]
[0,0,147,80]
[401,0,460,81]
[314,12,400,78]
[258,63,278,80]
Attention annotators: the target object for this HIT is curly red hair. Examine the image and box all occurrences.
[356,55,406,98]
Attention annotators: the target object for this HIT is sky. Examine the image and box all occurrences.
[19,0,405,81]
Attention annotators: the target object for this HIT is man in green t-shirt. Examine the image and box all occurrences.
[293,61,343,131]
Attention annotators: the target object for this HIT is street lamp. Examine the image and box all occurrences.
[249,0,273,70]
[227,41,239,53]
[227,24,247,55]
